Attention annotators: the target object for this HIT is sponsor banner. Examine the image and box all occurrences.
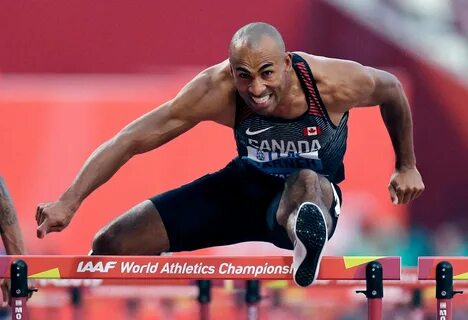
[0,256,400,280]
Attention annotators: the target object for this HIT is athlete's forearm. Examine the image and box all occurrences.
[59,134,136,210]
[379,80,416,170]
[0,177,26,255]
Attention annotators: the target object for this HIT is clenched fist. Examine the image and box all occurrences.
[388,167,425,205]
[36,201,76,238]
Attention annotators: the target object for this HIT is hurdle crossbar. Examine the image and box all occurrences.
[0,255,400,280]
[5,256,401,320]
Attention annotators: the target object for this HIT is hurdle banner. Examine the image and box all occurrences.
[4,256,400,320]
[0,256,400,280]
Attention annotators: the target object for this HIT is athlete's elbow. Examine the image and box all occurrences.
[373,70,406,106]
[111,130,141,159]
[388,73,403,92]
[117,128,161,156]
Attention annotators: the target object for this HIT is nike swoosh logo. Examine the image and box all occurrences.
[245,126,274,136]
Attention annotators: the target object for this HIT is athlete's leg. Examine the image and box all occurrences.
[92,159,277,255]
[275,169,337,287]
[92,200,169,255]
[276,169,334,238]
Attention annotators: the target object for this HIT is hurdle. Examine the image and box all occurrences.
[0,255,400,320]
[418,257,466,320]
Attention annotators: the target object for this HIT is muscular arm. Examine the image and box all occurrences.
[37,62,235,237]
[64,66,235,208]
[313,56,416,169]
[365,69,425,203]
[361,67,416,169]
[0,177,25,255]
[59,101,195,210]
[309,55,424,204]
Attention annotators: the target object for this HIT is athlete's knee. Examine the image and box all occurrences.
[91,225,123,255]
[296,169,320,181]
[290,169,321,190]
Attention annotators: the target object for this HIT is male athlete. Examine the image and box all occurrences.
[36,22,425,287]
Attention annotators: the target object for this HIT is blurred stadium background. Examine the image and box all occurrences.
[0,0,467,319]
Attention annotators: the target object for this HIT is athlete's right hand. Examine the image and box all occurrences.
[36,201,76,238]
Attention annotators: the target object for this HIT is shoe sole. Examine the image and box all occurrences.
[293,202,328,287]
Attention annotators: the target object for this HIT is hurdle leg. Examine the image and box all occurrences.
[70,286,84,320]
[356,261,383,320]
[245,280,260,320]
[10,259,29,320]
[197,280,211,320]
[435,261,463,320]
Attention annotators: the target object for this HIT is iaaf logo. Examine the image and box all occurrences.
[439,302,447,320]
[77,261,117,273]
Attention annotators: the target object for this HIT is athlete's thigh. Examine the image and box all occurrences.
[94,200,169,255]
[150,159,278,251]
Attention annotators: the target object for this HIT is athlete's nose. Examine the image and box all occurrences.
[248,78,266,97]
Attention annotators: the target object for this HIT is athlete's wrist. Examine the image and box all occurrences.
[58,190,82,212]
[395,157,416,171]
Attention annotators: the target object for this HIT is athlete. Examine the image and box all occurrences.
[36,22,425,287]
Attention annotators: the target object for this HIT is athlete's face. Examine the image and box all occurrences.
[229,36,291,116]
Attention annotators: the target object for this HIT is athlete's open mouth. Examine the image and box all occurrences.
[251,94,272,106]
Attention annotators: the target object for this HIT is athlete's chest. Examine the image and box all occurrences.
[235,115,326,154]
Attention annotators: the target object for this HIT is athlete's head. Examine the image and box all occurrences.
[229,22,292,116]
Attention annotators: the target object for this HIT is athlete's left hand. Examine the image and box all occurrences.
[388,167,425,205]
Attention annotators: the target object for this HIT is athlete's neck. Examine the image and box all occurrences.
[271,68,308,119]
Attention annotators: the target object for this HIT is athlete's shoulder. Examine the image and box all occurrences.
[176,59,236,105]
[172,59,237,126]
[200,59,236,93]
[292,52,367,75]
[290,51,315,61]
[292,52,377,111]
[290,51,331,66]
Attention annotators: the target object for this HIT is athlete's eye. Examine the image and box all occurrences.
[238,73,250,79]
[263,71,273,77]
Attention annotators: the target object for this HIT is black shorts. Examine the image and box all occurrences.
[150,158,342,252]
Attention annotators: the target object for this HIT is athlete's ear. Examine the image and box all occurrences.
[284,52,292,71]
[229,62,234,77]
